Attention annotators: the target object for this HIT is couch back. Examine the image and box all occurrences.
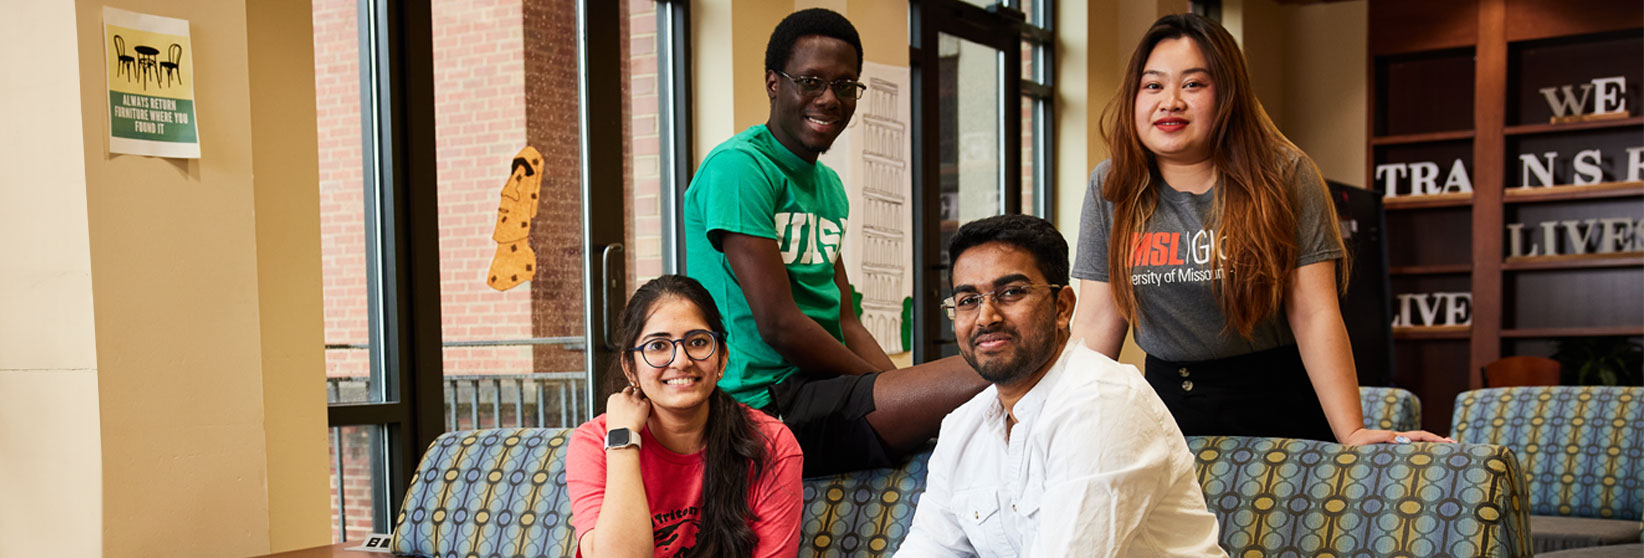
[390,429,1536,558]
[1189,435,1533,558]
[1451,386,1644,521]
[391,428,577,558]
[1361,385,1422,431]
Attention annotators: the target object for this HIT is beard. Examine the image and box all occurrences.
[958,307,1060,387]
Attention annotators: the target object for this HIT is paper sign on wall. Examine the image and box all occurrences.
[103,7,200,159]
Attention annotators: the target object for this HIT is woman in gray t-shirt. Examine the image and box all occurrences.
[1068,13,1448,446]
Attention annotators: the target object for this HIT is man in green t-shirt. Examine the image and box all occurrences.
[683,8,986,476]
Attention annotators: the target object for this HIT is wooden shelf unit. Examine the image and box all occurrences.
[1371,130,1477,145]
[1383,192,1475,210]
[1394,325,1473,340]
[1503,181,1644,203]
[1368,0,1643,433]
[1502,326,1644,338]
[1503,115,1644,136]
[1502,252,1644,270]
[1391,264,1473,276]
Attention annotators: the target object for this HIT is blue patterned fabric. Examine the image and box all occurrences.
[798,448,932,558]
[1188,435,1534,558]
[1362,386,1422,432]
[1451,387,1644,521]
[390,428,577,558]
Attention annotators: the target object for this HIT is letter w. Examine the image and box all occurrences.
[1539,84,1594,118]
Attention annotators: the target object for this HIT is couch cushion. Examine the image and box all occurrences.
[1451,387,1644,521]
[1188,435,1534,558]
[798,448,933,557]
[1531,515,1644,554]
[1537,543,1644,557]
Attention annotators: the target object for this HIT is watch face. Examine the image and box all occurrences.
[607,428,632,448]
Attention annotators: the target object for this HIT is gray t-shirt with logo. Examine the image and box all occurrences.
[1072,153,1343,362]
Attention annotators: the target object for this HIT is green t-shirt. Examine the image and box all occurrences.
[684,125,851,408]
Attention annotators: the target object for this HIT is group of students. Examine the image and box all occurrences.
[563,8,1450,558]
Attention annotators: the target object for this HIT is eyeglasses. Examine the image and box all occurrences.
[630,330,722,368]
[941,284,1062,320]
[774,70,867,100]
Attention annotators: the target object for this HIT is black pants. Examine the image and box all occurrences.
[1145,344,1336,442]
[759,371,896,477]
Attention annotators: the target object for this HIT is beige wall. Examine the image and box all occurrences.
[48,0,332,556]
[247,0,332,552]
[0,3,104,557]
[692,0,908,166]
[1279,1,1367,184]
[1226,0,1369,184]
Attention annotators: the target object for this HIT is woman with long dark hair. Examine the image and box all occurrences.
[1070,13,1449,445]
[567,275,803,558]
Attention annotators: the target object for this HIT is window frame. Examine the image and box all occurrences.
[322,0,688,537]
[911,0,1057,362]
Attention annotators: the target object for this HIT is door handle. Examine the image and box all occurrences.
[600,243,624,352]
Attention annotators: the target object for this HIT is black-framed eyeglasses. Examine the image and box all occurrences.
[941,284,1062,320]
[630,330,723,368]
[774,70,867,100]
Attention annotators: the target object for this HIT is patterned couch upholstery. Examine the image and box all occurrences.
[389,429,1537,557]
[1189,436,1533,558]
[1451,386,1644,553]
[1361,385,1422,431]
[391,428,578,558]
[798,448,932,557]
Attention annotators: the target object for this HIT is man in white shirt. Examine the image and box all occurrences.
[897,214,1227,558]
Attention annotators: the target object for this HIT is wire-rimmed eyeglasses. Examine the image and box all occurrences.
[941,284,1063,320]
[774,70,867,100]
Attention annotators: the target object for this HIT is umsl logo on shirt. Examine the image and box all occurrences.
[775,213,845,266]
[1128,230,1223,267]
[1128,231,1227,285]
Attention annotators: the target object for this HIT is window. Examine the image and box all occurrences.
[315,0,690,543]
[910,0,1053,360]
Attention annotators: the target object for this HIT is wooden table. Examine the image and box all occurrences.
[254,542,377,557]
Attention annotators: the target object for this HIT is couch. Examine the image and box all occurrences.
[1451,386,1644,554]
[388,428,1535,557]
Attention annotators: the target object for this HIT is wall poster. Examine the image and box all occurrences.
[103,6,199,158]
[820,61,915,355]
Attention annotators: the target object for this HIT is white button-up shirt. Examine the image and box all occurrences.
[897,341,1227,558]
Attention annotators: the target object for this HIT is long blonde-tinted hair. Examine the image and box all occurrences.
[1099,13,1347,339]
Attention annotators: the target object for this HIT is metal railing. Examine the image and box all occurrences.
[326,371,591,431]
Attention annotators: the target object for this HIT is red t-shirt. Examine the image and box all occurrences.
[566,405,804,558]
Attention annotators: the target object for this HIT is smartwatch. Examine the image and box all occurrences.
[605,427,641,451]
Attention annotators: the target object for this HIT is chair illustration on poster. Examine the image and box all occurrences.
[113,34,135,79]
[161,43,183,87]
[112,35,177,91]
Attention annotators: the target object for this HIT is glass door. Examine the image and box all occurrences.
[912,0,1022,361]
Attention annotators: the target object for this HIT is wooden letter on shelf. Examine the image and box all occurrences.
[1593,76,1627,116]
[1393,292,1472,327]
[1516,146,1644,187]
[1572,149,1603,185]
[1540,83,1594,118]
[1506,217,1644,256]
[1520,151,1557,187]
[1376,159,1471,198]
[1540,76,1630,122]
